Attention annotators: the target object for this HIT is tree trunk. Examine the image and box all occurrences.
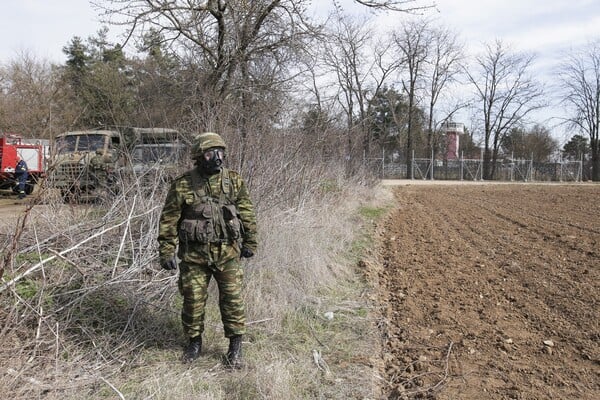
[405,88,415,179]
[592,139,600,181]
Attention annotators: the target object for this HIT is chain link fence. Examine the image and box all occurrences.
[368,152,584,182]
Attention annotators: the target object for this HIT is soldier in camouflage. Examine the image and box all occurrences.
[157,132,258,367]
[90,148,109,188]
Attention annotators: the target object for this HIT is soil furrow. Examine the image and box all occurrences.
[374,184,600,400]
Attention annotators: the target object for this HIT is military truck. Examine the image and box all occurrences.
[130,141,186,187]
[51,127,180,200]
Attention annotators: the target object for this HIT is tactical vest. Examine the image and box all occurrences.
[178,168,243,245]
[90,156,106,170]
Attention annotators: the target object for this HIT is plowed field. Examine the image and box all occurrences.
[374,183,599,399]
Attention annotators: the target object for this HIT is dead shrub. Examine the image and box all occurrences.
[0,137,381,399]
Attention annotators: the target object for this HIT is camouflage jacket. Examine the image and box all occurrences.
[158,167,258,266]
[89,155,107,172]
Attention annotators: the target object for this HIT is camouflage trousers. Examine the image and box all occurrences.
[178,257,246,339]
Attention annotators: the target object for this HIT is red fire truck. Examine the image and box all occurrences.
[0,134,46,195]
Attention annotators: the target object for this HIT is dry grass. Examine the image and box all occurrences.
[0,159,387,399]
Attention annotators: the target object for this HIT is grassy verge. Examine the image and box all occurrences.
[0,176,393,399]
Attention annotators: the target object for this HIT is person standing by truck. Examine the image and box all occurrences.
[15,155,28,199]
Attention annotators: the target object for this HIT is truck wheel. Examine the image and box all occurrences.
[62,187,82,203]
[25,183,35,195]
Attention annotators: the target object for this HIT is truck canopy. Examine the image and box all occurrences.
[121,127,180,147]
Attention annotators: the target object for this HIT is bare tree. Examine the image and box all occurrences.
[425,24,463,154]
[322,13,371,135]
[320,9,398,169]
[465,40,545,179]
[366,38,402,153]
[321,12,372,171]
[558,40,600,181]
[93,0,433,109]
[0,52,64,138]
[93,0,322,177]
[393,19,430,177]
[94,1,314,123]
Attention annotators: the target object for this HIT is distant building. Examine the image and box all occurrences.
[442,122,464,160]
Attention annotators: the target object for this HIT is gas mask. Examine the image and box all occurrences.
[199,147,225,174]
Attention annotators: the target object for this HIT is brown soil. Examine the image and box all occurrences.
[372,183,599,399]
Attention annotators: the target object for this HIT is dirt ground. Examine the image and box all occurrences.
[372,183,599,399]
[0,196,29,226]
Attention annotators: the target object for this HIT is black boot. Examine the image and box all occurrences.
[226,335,243,369]
[183,336,202,363]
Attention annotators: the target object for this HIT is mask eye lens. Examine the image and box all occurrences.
[203,149,224,160]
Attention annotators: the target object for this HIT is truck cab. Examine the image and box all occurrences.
[51,130,121,200]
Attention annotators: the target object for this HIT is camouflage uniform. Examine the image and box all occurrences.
[158,158,258,341]
[89,150,108,187]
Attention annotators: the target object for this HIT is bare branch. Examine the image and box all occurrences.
[353,0,435,13]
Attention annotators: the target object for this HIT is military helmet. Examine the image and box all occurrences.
[192,132,227,158]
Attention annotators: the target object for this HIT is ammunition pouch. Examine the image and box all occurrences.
[179,201,242,245]
[222,204,242,241]
[179,204,215,244]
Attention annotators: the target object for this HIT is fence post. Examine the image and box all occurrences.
[460,151,464,181]
[510,152,514,181]
[559,153,563,182]
[529,152,534,182]
[382,148,385,178]
[411,149,415,180]
[431,148,434,181]
[480,148,484,181]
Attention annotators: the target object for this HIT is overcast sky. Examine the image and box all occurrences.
[1,0,599,142]
[430,0,600,81]
[0,0,108,62]
[2,1,598,63]
[435,0,599,51]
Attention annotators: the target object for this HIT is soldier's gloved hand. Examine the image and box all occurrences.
[240,247,254,259]
[161,256,177,270]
